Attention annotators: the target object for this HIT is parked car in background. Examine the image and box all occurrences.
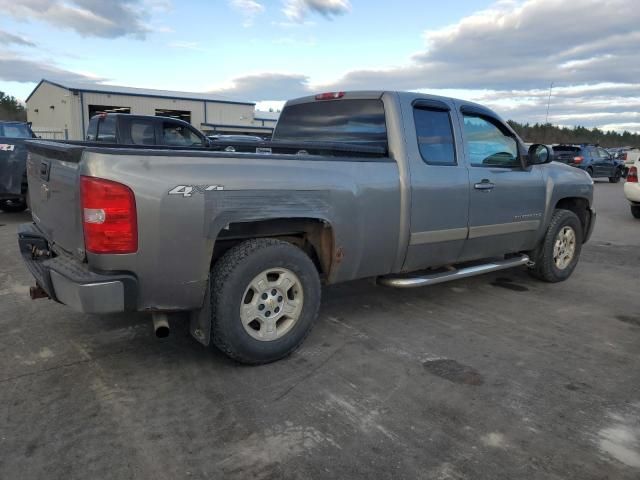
[0,121,36,212]
[618,147,640,166]
[553,144,625,182]
[86,113,209,147]
[19,90,595,364]
[207,134,263,153]
[624,158,640,218]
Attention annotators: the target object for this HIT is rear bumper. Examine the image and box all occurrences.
[17,223,137,313]
[624,182,640,203]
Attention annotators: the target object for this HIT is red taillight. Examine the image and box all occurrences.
[315,92,345,100]
[627,166,638,183]
[573,156,584,164]
[80,176,137,254]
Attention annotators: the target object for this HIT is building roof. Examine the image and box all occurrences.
[26,79,255,106]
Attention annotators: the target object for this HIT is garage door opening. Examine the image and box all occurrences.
[155,109,191,124]
[88,105,131,118]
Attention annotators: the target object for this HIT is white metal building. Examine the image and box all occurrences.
[26,79,276,140]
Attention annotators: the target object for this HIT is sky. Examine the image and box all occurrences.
[0,0,639,132]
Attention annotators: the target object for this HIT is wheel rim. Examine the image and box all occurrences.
[240,268,304,341]
[553,226,576,270]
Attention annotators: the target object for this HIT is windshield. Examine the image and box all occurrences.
[273,99,387,147]
[0,123,32,138]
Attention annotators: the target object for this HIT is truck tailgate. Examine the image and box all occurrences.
[26,141,87,259]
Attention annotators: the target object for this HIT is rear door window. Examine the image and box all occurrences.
[162,123,204,146]
[130,120,157,145]
[273,99,387,147]
[413,108,456,165]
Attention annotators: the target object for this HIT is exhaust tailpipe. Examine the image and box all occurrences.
[152,313,170,338]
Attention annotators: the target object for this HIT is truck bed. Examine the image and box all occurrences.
[24,139,401,310]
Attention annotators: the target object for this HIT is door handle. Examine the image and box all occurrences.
[474,179,495,191]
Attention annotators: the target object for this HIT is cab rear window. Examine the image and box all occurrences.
[273,99,387,147]
[0,124,32,138]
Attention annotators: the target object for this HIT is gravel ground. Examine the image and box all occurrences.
[1,179,639,480]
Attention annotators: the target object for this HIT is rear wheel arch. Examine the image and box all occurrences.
[210,217,336,280]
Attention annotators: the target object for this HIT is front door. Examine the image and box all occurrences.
[402,99,470,272]
[595,147,615,176]
[458,112,546,261]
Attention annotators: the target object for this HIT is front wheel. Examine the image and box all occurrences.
[529,209,583,283]
[631,205,640,219]
[209,238,321,364]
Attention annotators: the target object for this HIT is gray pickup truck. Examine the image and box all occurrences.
[18,91,595,364]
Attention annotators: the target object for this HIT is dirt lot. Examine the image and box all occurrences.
[1,180,639,480]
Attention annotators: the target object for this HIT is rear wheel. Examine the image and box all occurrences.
[631,205,640,219]
[529,209,583,283]
[587,167,594,177]
[609,168,622,183]
[209,238,321,364]
[0,198,27,213]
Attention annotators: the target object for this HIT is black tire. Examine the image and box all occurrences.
[586,167,594,177]
[608,168,622,183]
[209,238,321,364]
[529,209,583,283]
[0,199,27,213]
[631,205,640,219]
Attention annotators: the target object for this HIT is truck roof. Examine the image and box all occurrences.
[284,90,494,112]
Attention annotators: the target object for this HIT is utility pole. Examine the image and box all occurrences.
[545,81,554,125]
[544,81,554,144]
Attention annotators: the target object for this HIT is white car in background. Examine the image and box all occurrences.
[620,147,640,166]
[624,158,640,219]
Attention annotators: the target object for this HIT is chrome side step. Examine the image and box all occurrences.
[377,255,530,288]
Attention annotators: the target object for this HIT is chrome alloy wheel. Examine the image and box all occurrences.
[240,268,304,341]
[553,226,576,270]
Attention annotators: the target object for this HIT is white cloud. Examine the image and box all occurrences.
[0,29,36,47]
[209,73,312,101]
[229,0,265,27]
[0,54,104,84]
[0,0,162,39]
[283,0,350,22]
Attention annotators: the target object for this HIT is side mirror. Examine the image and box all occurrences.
[528,144,553,165]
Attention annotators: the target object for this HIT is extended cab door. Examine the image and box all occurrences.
[402,98,470,271]
[456,106,545,261]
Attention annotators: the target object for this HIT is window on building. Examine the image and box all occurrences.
[155,109,191,124]
[88,105,131,119]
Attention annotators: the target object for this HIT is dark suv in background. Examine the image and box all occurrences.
[553,144,625,183]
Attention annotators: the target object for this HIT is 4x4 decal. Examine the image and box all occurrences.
[168,185,224,197]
